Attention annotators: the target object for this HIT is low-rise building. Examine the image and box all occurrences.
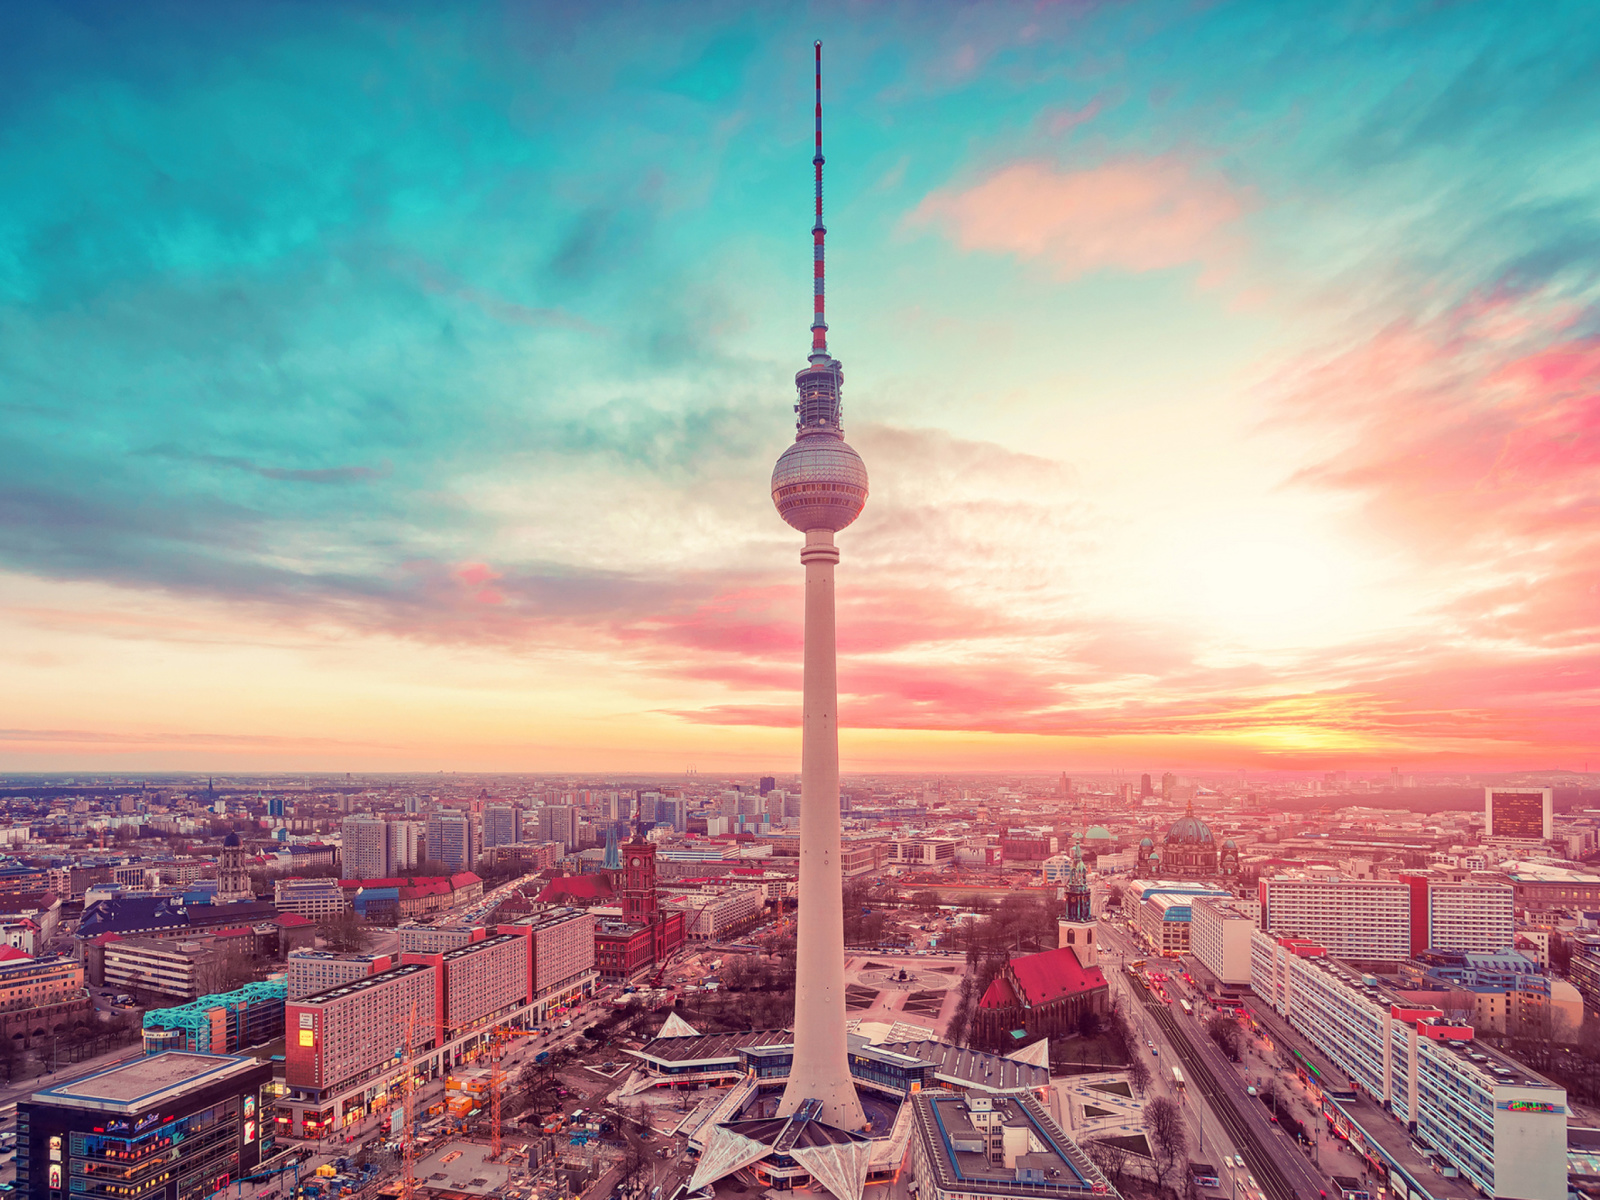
[0,954,90,1049]
[272,877,347,920]
[908,1091,1118,1200]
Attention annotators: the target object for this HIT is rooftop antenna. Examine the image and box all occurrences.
[810,40,827,362]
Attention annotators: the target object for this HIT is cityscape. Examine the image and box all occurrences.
[2,7,1598,1200]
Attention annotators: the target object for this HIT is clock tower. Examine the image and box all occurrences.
[623,840,658,925]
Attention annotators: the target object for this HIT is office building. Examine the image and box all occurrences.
[0,956,90,1048]
[340,816,391,880]
[1251,932,1567,1199]
[1485,787,1553,843]
[1257,876,1411,962]
[759,776,776,795]
[535,805,578,850]
[21,1051,274,1200]
[425,810,478,872]
[891,838,960,866]
[482,805,522,849]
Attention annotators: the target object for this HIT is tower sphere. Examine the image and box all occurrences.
[771,436,868,532]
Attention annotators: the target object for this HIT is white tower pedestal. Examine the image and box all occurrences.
[777,529,866,1130]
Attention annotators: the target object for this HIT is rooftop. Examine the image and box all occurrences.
[297,960,431,1005]
[885,1039,1048,1094]
[912,1091,1113,1197]
[633,1028,794,1067]
[31,1051,263,1114]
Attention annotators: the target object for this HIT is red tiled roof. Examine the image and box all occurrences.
[450,872,482,889]
[536,876,613,903]
[275,913,313,928]
[1005,946,1107,1006]
[978,976,1018,1009]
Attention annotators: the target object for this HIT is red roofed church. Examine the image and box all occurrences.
[973,944,1109,1049]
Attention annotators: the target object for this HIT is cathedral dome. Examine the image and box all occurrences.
[1085,825,1112,841]
[223,832,241,848]
[1164,813,1215,846]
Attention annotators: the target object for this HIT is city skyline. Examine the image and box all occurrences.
[2,3,1597,774]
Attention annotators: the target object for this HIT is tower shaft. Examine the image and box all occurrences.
[777,528,866,1129]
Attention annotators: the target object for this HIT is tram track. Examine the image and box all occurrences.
[1127,972,1308,1200]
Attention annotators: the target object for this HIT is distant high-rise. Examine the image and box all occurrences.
[537,804,578,850]
[1160,772,1176,801]
[1140,773,1153,797]
[769,42,867,1131]
[341,816,391,880]
[388,820,424,872]
[483,803,522,848]
[268,797,286,818]
[425,810,478,871]
[759,776,776,796]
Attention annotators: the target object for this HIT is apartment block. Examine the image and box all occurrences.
[482,804,523,849]
[1402,876,1515,955]
[340,816,390,880]
[287,950,396,1000]
[425,810,479,872]
[285,962,438,1130]
[1188,896,1254,986]
[1250,931,1567,1200]
[1257,876,1410,962]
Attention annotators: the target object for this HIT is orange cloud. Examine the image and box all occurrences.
[912,156,1247,282]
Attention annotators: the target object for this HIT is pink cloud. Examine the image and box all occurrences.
[912,155,1247,282]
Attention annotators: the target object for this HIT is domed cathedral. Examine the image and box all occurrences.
[1159,798,1219,877]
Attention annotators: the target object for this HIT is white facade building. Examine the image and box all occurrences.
[1251,931,1568,1199]
[1257,876,1410,961]
[1188,897,1255,986]
[1427,881,1514,954]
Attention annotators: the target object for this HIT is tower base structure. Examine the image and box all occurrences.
[777,529,866,1131]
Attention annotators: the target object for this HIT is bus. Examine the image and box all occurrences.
[1172,1067,1184,1090]
[1179,999,1193,1016]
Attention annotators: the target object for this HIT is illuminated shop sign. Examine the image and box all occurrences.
[1497,1099,1565,1114]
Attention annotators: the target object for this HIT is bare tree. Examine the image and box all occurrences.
[1126,1054,1151,1095]
[1205,1015,1242,1060]
[1143,1095,1187,1189]
[1084,1139,1131,1188]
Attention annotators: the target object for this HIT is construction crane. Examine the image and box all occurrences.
[489,1026,507,1161]
[400,1001,417,1200]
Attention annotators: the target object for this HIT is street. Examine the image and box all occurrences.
[1097,918,1335,1200]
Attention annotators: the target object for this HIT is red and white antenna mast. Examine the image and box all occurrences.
[810,40,828,362]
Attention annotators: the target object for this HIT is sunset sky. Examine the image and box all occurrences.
[1,1,1596,774]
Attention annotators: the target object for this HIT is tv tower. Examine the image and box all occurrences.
[771,40,868,1131]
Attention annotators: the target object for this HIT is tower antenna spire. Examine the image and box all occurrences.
[811,39,828,360]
